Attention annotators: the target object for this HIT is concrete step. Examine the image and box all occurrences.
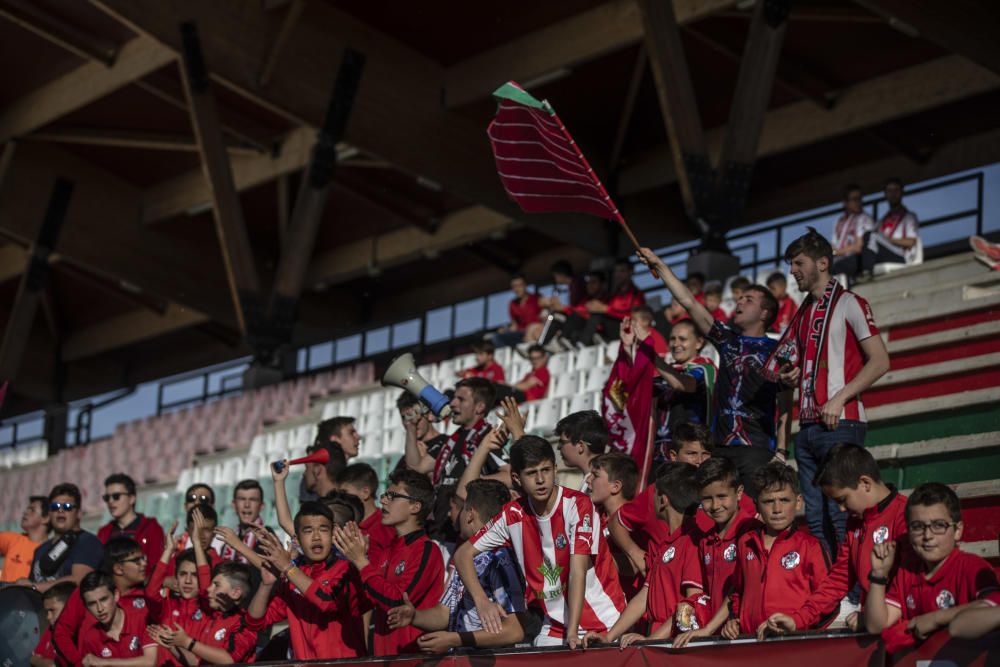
[870,431,1000,464]
[865,386,1000,423]
[873,352,1000,389]
[886,319,1000,354]
[854,252,991,304]
[874,274,1000,329]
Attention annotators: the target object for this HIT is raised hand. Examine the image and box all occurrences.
[619,316,636,348]
[271,459,289,482]
[498,396,525,440]
[214,525,239,546]
[870,540,897,579]
[332,523,369,566]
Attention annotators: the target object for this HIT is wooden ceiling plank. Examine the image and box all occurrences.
[0,35,174,143]
[444,0,739,109]
[0,0,118,66]
[24,126,259,155]
[62,302,209,361]
[619,55,1000,195]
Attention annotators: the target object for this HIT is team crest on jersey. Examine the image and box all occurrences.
[395,560,406,575]
[132,597,145,609]
[703,552,711,565]
[579,513,593,534]
[102,647,113,658]
[936,589,956,609]
[129,635,140,652]
[724,544,737,562]
[172,609,180,617]
[662,546,676,563]
[780,552,800,570]
[215,628,227,641]
[854,528,861,539]
[193,609,203,621]
[906,594,916,610]
[872,526,889,545]
[746,552,755,561]
[554,534,568,550]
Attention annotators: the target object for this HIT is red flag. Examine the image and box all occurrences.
[601,337,656,486]
[488,81,625,224]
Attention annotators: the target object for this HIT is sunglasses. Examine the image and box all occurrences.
[49,502,77,512]
[102,492,130,503]
[381,490,419,503]
[186,494,213,504]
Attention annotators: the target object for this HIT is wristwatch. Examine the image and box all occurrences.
[868,572,889,586]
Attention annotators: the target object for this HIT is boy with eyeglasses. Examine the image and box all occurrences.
[248,502,368,660]
[865,482,1000,649]
[334,469,446,655]
[97,473,164,566]
[27,483,103,593]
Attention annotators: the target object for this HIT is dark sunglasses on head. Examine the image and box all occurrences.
[102,492,129,503]
[186,494,212,504]
[49,502,77,512]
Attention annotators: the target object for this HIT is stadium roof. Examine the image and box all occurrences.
[2,0,1000,417]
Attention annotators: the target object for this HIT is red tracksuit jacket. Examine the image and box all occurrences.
[731,524,831,634]
[360,529,445,656]
[97,514,165,565]
[53,585,148,666]
[792,488,907,629]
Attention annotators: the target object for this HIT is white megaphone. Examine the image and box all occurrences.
[382,353,452,418]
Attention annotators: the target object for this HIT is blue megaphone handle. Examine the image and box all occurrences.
[272,460,286,473]
[419,385,451,417]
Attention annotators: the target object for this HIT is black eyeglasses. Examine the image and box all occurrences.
[381,490,419,503]
[908,520,957,536]
[49,502,77,512]
[102,492,129,503]
[120,554,148,565]
[186,494,212,504]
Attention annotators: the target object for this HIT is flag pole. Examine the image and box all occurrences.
[638,412,655,491]
[547,107,644,252]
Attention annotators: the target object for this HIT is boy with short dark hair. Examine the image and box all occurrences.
[77,571,157,666]
[149,561,257,665]
[584,462,703,647]
[145,531,210,664]
[386,479,529,653]
[249,501,368,660]
[555,410,609,483]
[865,483,1000,648]
[460,341,506,383]
[726,463,831,639]
[219,479,271,564]
[97,473,164,565]
[174,505,221,575]
[334,470,445,656]
[673,457,760,646]
[588,453,641,597]
[455,436,625,647]
[763,443,907,636]
[766,272,796,334]
[337,462,396,564]
[31,582,75,667]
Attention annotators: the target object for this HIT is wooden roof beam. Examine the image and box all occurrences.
[24,126,261,156]
[443,0,740,109]
[62,302,209,362]
[856,0,1000,77]
[0,35,174,143]
[619,55,1000,195]
[0,0,118,66]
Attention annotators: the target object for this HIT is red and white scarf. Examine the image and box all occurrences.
[764,279,844,422]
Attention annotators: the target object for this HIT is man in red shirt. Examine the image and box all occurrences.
[866,483,1000,650]
[763,443,907,636]
[32,582,75,667]
[97,474,164,566]
[492,273,542,349]
[725,463,831,639]
[336,463,396,566]
[583,462,703,647]
[543,270,609,352]
[570,260,645,347]
[249,502,368,660]
[334,470,445,656]
[459,341,506,383]
[77,571,156,666]
[774,229,889,558]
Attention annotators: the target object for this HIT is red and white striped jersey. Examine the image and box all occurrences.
[832,212,875,253]
[794,291,879,423]
[470,486,625,639]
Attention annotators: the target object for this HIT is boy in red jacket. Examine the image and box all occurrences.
[77,571,157,666]
[249,502,368,660]
[97,474,164,565]
[335,469,445,656]
[32,582,75,667]
[762,443,907,636]
[866,483,1000,650]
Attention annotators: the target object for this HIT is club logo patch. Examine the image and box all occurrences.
[746,552,755,561]
[395,560,406,575]
[214,628,227,641]
[554,534,568,550]
[724,544,737,562]
[872,526,889,545]
[579,514,593,534]
[781,551,801,570]
[906,594,916,610]
[129,635,140,652]
[132,597,145,609]
[696,594,710,606]
[102,648,112,658]
[936,589,955,609]
[703,552,711,565]
[193,609,203,621]
[172,610,180,617]
[662,546,676,563]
